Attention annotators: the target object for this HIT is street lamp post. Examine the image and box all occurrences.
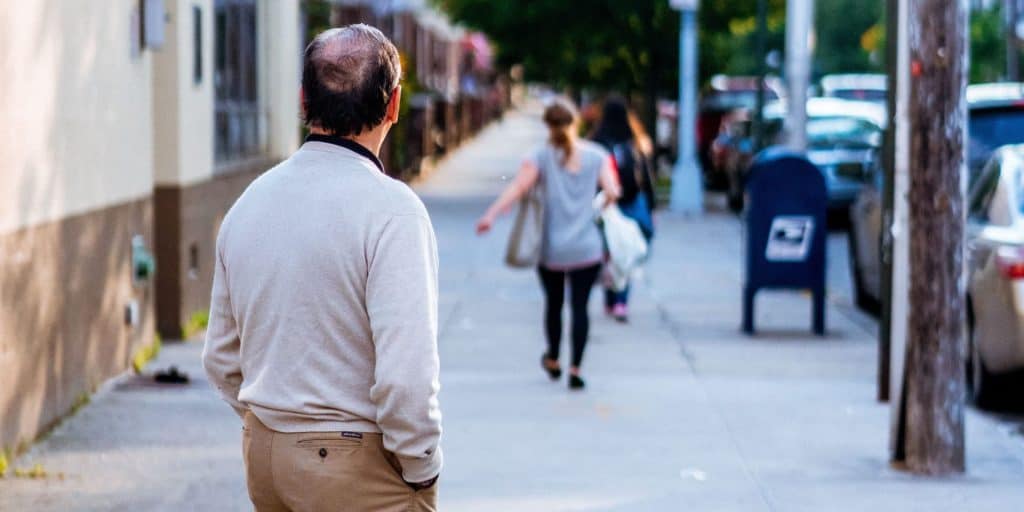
[785,0,813,151]
[669,0,703,214]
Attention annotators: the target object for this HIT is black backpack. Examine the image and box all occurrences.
[611,142,644,205]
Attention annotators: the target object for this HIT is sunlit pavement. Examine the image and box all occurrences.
[2,107,1023,511]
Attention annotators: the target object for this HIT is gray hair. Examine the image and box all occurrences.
[302,24,402,135]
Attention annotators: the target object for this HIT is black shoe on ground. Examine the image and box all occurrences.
[568,374,585,390]
[541,354,562,381]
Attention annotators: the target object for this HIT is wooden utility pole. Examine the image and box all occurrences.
[892,0,967,475]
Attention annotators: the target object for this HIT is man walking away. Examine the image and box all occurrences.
[203,24,442,512]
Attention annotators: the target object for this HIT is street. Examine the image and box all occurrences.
[3,107,1024,511]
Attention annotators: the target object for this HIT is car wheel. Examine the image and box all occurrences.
[967,300,996,408]
[847,228,880,315]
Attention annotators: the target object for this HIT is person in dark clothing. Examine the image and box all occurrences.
[591,97,657,322]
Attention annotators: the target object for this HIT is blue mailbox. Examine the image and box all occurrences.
[742,147,827,335]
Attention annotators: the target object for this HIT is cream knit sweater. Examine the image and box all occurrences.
[202,140,442,482]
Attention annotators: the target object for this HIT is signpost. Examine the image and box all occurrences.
[669,0,703,214]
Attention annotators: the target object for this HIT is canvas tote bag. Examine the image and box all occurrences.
[504,184,544,268]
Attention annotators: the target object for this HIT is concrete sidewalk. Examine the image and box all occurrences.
[3,107,1023,511]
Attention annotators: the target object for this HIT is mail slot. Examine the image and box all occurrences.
[742,147,827,335]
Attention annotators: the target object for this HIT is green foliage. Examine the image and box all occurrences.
[437,0,679,94]
[437,0,1014,95]
[12,463,47,479]
[303,0,333,42]
[390,51,423,176]
[183,312,209,341]
[814,0,883,74]
[698,0,786,82]
[132,334,163,373]
[971,4,1008,84]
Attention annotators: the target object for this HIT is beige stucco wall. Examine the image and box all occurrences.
[153,0,299,184]
[153,0,216,187]
[0,0,155,235]
[260,0,302,161]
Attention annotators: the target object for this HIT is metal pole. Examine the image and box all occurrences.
[889,0,911,463]
[785,0,813,151]
[879,0,899,403]
[670,4,704,214]
[753,0,768,152]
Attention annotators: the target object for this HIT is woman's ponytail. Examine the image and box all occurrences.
[543,100,577,166]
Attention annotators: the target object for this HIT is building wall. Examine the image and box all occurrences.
[155,0,301,338]
[0,0,157,451]
[153,0,216,188]
[261,0,302,161]
[0,1,155,234]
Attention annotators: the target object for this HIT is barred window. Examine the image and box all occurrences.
[215,0,261,163]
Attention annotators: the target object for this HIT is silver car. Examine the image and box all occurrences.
[850,82,1024,313]
[723,98,885,212]
[966,145,1024,403]
[849,145,1024,405]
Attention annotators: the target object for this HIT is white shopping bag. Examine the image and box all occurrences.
[593,192,648,292]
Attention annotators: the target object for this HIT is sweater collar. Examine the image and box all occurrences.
[305,134,385,174]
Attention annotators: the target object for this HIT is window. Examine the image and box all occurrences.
[193,6,203,85]
[215,0,261,163]
[188,243,199,280]
[968,158,1001,223]
[967,106,1024,170]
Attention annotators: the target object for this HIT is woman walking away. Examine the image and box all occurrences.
[476,100,621,390]
[591,97,657,323]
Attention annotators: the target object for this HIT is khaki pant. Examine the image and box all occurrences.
[242,412,438,512]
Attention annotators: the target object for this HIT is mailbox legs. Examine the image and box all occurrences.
[742,286,756,335]
[742,285,826,336]
[812,285,826,336]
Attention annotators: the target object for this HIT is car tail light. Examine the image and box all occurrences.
[995,246,1024,280]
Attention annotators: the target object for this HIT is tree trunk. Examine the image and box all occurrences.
[898,0,967,475]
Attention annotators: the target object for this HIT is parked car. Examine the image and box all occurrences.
[721,97,885,213]
[698,75,783,187]
[849,83,1024,316]
[965,145,1024,404]
[966,83,1024,181]
[820,73,888,103]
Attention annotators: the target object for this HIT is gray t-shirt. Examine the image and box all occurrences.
[532,140,609,269]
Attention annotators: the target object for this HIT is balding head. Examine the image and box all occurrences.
[302,24,402,136]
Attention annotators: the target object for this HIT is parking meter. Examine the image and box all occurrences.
[742,147,827,335]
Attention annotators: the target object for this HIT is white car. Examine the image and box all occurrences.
[966,145,1024,405]
[820,73,887,103]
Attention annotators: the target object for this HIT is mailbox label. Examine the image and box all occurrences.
[765,216,814,262]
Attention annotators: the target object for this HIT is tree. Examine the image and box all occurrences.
[814,0,884,75]
[971,3,1009,83]
[698,0,786,82]
[436,0,680,131]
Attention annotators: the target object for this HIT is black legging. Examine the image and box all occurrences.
[537,263,602,368]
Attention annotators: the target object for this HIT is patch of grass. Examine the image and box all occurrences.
[182,310,210,341]
[69,392,90,416]
[12,463,47,479]
[132,334,162,374]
